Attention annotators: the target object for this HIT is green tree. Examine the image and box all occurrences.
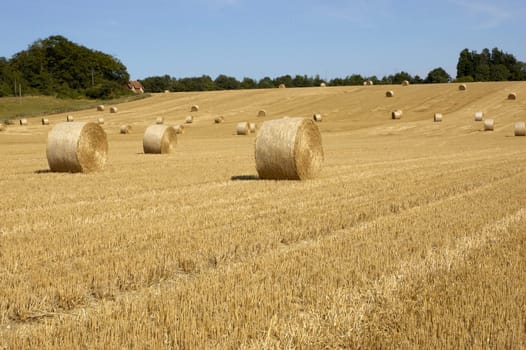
[425,67,451,83]
[214,74,240,90]
[240,77,257,89]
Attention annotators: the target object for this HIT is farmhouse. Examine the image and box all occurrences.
[127,80,144,93]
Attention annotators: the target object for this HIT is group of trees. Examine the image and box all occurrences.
[456,47,526,82]
[0,35,131,98]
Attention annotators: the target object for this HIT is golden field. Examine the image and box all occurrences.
[0,82,525,349]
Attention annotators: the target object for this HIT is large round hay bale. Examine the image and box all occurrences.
[402,80,410,86]
[190,105,199,112]
[97,105,105,111]
[41,118,50,125]
[459,84,467,91]
[514,122,525,136]
[46,122,108,173]
[508,92,517,100]
[97,117,105,125]
[320,82,326,87]
[173,124,184,134]
[474,111,483,121]
[391,110,402,119]
[255,117,323,180]
[66,115,74,122]
[258,109,267,117]
[214,116,224,124]
[249,122,256,133]
[185,116,193,124]
[155,117,164,125]
[143,124,177,154]
[278,83,286,89]
[484,119,494,131]
[237,122,249,135]
[120,124,131,134]
[313,114,323,122]
[19,118,28,125]
[110,106,118,113]
[434,113,443,122]
[385,90,394,97]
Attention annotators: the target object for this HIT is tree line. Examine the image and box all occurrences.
[456,47,526,82]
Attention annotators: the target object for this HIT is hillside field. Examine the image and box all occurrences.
[1,82,525,348]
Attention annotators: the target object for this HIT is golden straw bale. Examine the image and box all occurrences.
[258,110,267,117]
[385,90,394,97]
[185,116,193,124]
[459,84,467,91]
[173,125,184,134]
[155,117,164,125]
[236,122,250,135]
[214,116,224,124]
[143,124,177,154]
[190,105,199,112]
[41,118,50,125]
[484,119,494,131]
[66,115,74,122]
[320,82,326,87]
[19,118,28,125]
[97,105,104,111]
[97,117,105,125]
[249,122,256,133]
[120,125,131,134]
[110,106,118,113]
[391,110,402,119]
[434,113,443,122]
[313,114,323,122]
[514,122,525,136]
[0,124,6,131]
[508,92,517,100]
[474,112,483,121]
[278,84,286,89]
[402,80,410,86]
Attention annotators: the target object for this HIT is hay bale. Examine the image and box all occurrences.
[214,116,224,124]
[508,92,517,100]
[66,115,74,122]
[236,122,250,135]
[19,118,28,125]
[459,84,467,91]
[155,117,164,125]
[143,124,177,154]
[474,111,483,121]
[46,122,108,173]
[434,113,443,122]
[313,114,323,122]
[164,90,170,93]
[484,119,494,131]
[385,90,394,97]
[249,122,256,133]
[97,105,105,111]
[514,122,526,136]
[41,118,50,125]
[363,81,368,86]
[110,106,118,113]
[255,117,323,180]
[120,124,131,134]
[173,124,184,134]
[97,117,105,125]
[258,109,267,117]
[391,110,402,119]
[402,80,410,86]
[278,83,286,89]
[190,105,199,112]
[367,80,374,85]
[185,116,193,124]
[0,124,6,132]
[320,83,326,87]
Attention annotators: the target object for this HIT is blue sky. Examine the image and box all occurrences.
[1,0,525,81]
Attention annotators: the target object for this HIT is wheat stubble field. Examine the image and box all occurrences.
[1,82,525,349]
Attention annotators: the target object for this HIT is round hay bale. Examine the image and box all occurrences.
[474,111,483,121]
[143,124,177,154]
[385,90,394,97]
[514,122,525,136]
[185,116,193,124]
[0,124,6,132]
[97,105,105,111]
[484,119,494,131]
[367,80,374,85]
[278,83,286,89]
[434,113,443,122]
[255,117,323,180]
[66,115,74,122]
[402,80,410,86]
[110,106,118,113]
[459,84,467,91]
[237,122,250,135]
[164,90,170,93]
[41,118,50,125]
[508,92,517,100]
[97,117,105,125]
[363,81,368,86]
[190,105,199,112]
[120,124,131,134]
[19,118,28,126]
[46,122,108,173]
[258,109,267,117]
[249,122,256,133]
[214,116,224,124]
[391,110,402,119]
[313,114,323,122]
[320,82,326,87]
[155,117,164,125]
[173,124,184,134]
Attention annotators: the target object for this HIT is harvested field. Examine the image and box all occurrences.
[0,82,525,349]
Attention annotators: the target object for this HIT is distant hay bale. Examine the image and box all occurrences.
[249,122,256,133]
[474,111,483,121]
[97,117,105,125]
[255,117,323,180]
[236,122,250,135]
[164,90,170,93]
[110,106,118,113]
[258,109,267,117]
[46,122,108,173]
[367,80,374,85]
[484,119,494,131]
[363,81,368,86]
[320,82,326,87]
[120,124,131,134]
[391,110,402,119]
[143,124,177,154]
[313,114,323,122]
[508,92,517,100]
[190,105,199,112]
[385,90,394,97]
[185,116,193,124]
[41,118,50,125]
[214,116,224,124]
[97,105,105,111]
[514,122,525,136]
[459,84,467,91]
[66,115,74,122]
[173,124,184,134]
[402,80,410,86]
[278,83,286,89]
[434,113,443,122]
[155,117,164,125]
[19,118,28,125]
